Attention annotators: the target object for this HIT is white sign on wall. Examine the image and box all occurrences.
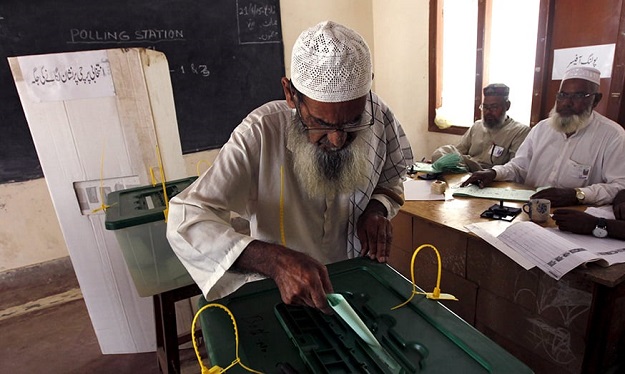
[18,50,115,102]
[552,43,615,80]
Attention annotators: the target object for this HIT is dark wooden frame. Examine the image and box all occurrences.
[426,0,625,135]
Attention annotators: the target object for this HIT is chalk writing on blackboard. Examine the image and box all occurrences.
[236,0,280,44]
[68,29,185,44]
[0,0,284,183]
[171,63,211,78]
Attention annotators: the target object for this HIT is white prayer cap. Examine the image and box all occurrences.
[562,66,601,85]
[291,21,372,103]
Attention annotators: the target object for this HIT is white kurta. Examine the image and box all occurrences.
[492,111,625,205]
[167,94,413,300]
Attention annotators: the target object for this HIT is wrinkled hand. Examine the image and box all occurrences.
[272,248,334,314]
[234,241,334,314]
[530,187,576,207]
[552,209,596,235]
[357,201,392,263]
[460,169,496,188]
[613,190,625,220]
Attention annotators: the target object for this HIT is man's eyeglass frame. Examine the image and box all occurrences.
[289,80,375,134]
[479,103,504,112]
[555,92,597,102]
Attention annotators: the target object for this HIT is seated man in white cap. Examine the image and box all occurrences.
[166,21,413,313]
[462,66,625,207]
[431,83,530,171]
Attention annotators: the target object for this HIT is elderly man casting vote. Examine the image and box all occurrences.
[167,21,413,313]
[462,66,625,207]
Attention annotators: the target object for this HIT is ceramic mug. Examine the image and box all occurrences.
[522,198,551,223]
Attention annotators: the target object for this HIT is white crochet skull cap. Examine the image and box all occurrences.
[291,20,372,103]
[562,66,601,85]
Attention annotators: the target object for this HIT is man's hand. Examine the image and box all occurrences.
[613,190,625,219]
[530,187,577,207]
[552,209,596,235]
[357,200,392,263]
[233,241,334,314]
[460,169,497,188]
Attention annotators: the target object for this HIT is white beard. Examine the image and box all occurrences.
[482,112,506,130]
[287,114,370,198]
[549,105,592,134]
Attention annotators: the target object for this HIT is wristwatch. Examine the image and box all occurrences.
[575,188,586,204]
[592,218,608,238]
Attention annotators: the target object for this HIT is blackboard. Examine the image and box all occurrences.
[0,0,285,183]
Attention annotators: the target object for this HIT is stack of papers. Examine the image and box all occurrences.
[467,213,625,280]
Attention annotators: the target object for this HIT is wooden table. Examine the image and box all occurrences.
[389,173,625,374]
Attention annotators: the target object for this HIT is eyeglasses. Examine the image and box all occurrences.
[290,81,375,134]
[479,104,503,112]
[556,92,596,102]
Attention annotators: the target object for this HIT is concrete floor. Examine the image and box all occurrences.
[0,290,201,374]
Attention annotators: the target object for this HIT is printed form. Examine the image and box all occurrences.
[472,221,625,279]
[498,222,601,279]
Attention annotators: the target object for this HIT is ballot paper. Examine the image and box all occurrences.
[469,220,625,280]
[326,293,402,373]
[451,184,538,202]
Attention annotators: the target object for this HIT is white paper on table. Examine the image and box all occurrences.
[403,178,446,200]
[497,222,625,280]
[465,221,535,270]
[547,227,625,257]
[584,205,616,219]
[468,205,625,279]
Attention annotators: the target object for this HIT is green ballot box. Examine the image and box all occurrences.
[197,257,533,373]
[104,177,196,297]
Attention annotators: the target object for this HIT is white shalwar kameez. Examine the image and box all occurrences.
[492,111,625,205]
[167,94,413,301]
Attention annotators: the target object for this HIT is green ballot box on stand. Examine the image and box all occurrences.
[197,257,533,373]
[104,177,197,297]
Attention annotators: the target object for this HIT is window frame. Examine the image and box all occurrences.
[428,0,550,134]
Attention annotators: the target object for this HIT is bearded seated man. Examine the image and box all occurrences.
[431,83,530,172]
[165,21,413,314]
[461,66,625,207]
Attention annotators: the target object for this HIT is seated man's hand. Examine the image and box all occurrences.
[613,190,625,220]
[460,169,497,188]
[552,209,596,235]
[357,200,392,263]
[233,241,334,314]
[530,187,577,207]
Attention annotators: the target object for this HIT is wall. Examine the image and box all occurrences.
[0,0,455,272]
[0,178,68,271]
[371,0,457,159]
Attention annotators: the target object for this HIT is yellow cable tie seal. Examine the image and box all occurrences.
[91,140,112,214]
[91,202,113,213]
[191,303,263,374]
[196,159,211,176]
[149,166,159,187]
[279,165,286,247]
[154,145,170,222]
[391,244,458,311]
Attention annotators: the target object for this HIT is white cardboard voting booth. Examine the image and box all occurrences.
[8,48,190,353]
